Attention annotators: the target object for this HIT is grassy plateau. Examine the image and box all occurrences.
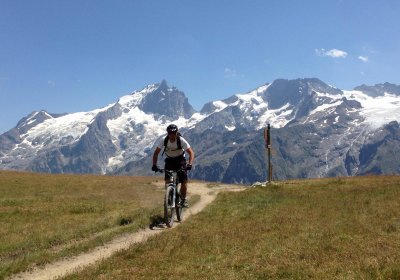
[66,176,400,280]
[0,171,165,279]
[1,171,400,279]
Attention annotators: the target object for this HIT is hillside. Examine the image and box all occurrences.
[0,171,164,279]
[66,175,400,279]
[0,171,240,279]
[2,171,400,279]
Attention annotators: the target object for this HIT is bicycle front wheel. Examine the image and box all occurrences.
[164,185,175,228]
[176,190,184,222]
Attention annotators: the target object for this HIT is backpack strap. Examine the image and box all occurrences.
[161,133,183,157]
[177,134,182,150]
[161,136,168,157]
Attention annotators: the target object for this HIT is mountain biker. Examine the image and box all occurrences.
[152,124,194,207]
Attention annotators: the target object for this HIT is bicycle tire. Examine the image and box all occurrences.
[164,184,175,228]
[176,189,184,222]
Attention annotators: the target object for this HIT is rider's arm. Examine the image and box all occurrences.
[152,147,161,166]
[186,147,194,166]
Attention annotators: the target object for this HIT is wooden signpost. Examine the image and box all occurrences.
[264,124,272,182]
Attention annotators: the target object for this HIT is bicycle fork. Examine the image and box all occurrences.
[166,183,176,208]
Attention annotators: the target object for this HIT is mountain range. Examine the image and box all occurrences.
[1,78,400,183]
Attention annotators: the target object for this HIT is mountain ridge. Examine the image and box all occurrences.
[1,78,400,182]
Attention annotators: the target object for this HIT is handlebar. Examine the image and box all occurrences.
[154,167,190,173]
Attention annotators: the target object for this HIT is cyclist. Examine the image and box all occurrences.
[152,124,194,207]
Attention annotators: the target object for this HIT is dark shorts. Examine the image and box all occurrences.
[164,155,188,183]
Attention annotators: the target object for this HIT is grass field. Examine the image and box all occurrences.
[64,175,400,280]
[0,171,166,279]
[2,172,400,279]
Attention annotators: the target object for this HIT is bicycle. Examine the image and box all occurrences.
[154,168,186,228]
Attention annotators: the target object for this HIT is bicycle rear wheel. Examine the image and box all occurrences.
[164,185,175,228]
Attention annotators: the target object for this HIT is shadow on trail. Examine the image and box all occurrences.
[149,214,184,230]
[149,214,167,230]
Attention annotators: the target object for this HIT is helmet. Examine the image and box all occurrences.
[166,124,178,133]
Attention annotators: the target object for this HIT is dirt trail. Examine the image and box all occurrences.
[9,182,244,280]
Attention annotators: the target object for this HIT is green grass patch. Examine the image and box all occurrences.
[0,171,165,279]
[67,175,400,279]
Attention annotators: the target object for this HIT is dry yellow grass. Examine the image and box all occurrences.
[66,175,400,279]
[0,171,164,278]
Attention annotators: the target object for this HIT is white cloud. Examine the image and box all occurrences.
[315,48,348,58]
[358,55,369,62]
[315,48,324,56]
[326,49,348,58]
[224,68,238,78]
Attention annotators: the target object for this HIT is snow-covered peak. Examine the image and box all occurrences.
[20,105,114,149]
[26,110,53,121]
[229,84,270,105]
[17,110,54,127]
[236,90,265,105]
[105,80,202,169]
[343,90,400,128]
[2,78,400,176]
[211,100,229,112]
[197,83,294,130]
[118,83,159,108]
[305,89,400,129]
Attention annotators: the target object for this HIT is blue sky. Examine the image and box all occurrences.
[1,0,399,133]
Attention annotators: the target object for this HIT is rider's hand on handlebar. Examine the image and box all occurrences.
[186,164,192,171]
[152,165,159,172]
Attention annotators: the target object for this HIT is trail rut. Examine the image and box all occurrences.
[10,182,244,280]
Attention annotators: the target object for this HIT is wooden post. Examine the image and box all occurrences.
[264,124,272,182]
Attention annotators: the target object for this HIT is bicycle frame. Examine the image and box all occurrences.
[156,168,185,227]
[165,170,179,207]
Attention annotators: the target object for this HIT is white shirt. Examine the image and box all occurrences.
[157,135,190,158]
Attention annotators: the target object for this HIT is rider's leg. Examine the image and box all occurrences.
[180,181,187,199]
[180,180,189,207]
[177,156,189,206]
[179,164,188,200]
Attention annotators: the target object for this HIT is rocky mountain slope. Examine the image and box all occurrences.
[1,78,400,183]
